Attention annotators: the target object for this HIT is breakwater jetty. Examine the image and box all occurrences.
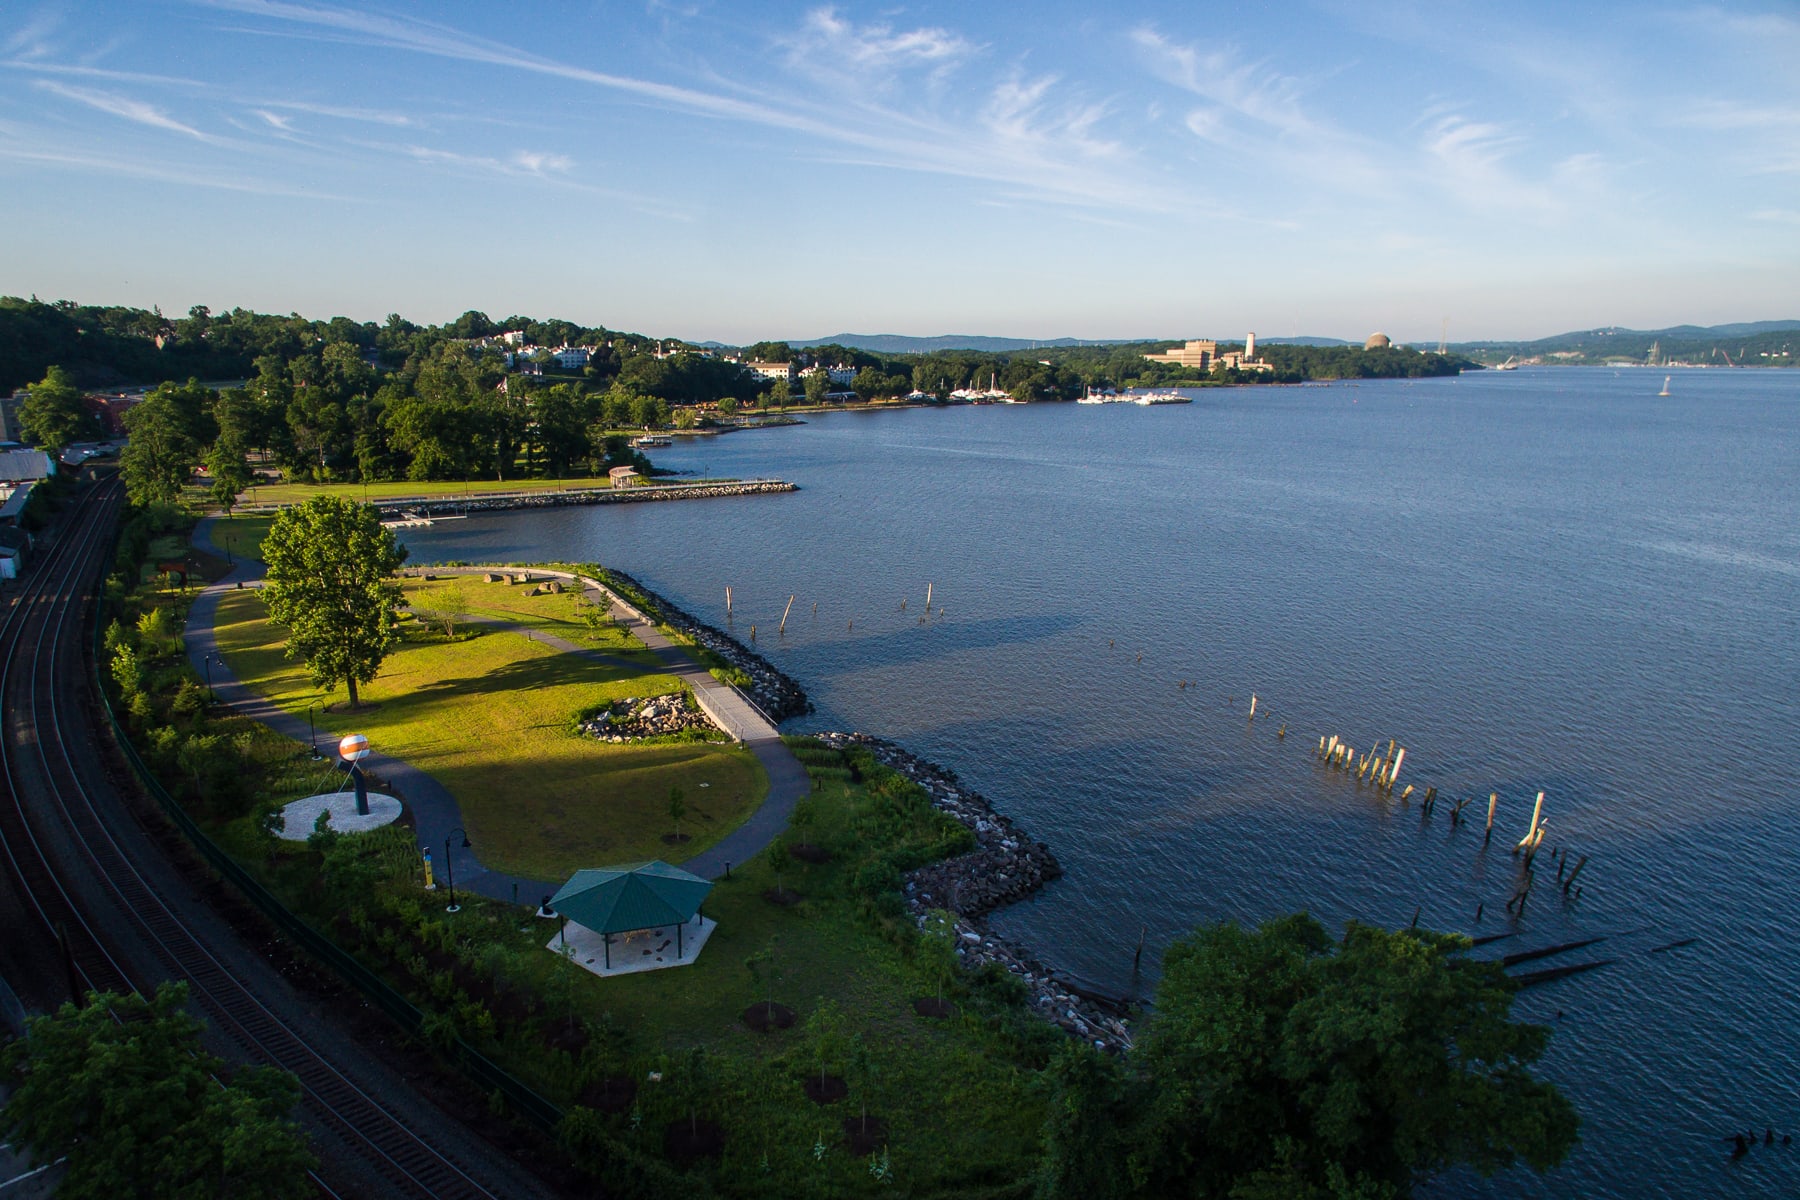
[245,478,797,520]
[812,732,1135,1052]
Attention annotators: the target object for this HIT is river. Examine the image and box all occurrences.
[399,367,1800,1197]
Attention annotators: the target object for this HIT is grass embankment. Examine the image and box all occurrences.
[211,583,765,878]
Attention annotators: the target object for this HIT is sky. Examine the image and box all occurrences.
[2,1,1797,344]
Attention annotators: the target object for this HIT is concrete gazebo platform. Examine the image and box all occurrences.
[275,791,402,841]
[547,860,715,977]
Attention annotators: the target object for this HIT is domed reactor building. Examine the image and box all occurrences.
[1364,332,1392,350]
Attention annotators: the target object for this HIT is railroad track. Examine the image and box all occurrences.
[0,477,538,1200]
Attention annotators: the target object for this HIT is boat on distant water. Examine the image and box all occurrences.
[1133,389,1191,405]
[1078,386,1124,404]
[1658,375,1672,397]
[904,390,933,403]
[633,434,672,447]
[1493,357,1520,371]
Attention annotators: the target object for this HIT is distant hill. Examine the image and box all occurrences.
[1259,336,1354,347]
[790,333,1142,354]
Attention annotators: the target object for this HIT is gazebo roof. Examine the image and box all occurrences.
[550,860,712,935]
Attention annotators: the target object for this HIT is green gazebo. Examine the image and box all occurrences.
[550,860,714,969]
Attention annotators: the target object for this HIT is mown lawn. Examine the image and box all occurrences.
[238,473,640,507]
[211,586,767,879]
[402,574,661,668]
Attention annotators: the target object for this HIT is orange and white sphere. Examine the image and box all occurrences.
[338,733,371,761]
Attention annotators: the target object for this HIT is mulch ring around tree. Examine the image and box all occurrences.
[741,1001,796,1033]
[660,832,693,845]
[911,997,958,1019]
[543,1021,591,1055]
[579,1076,638,1113]
[664,1118,725,1164]
[842,1116,889,1157]
[803,1074,848,1105]
[790,843,832,864]
[763,886,801,907]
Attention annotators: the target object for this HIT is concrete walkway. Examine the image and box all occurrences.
[183,519,809,904]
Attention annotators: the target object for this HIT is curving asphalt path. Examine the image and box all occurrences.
[186,518,808,901]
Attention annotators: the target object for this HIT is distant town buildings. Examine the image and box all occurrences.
[1142,334,1271,373]
[0,391,24,444]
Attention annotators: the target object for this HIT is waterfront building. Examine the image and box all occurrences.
[609,466,642,489]
[747,360,796,384]
[1143,339,1218,369]
[0,392,23,444]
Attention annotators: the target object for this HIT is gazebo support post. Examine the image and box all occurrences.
[677,920,684,959]
[603,932,611,970]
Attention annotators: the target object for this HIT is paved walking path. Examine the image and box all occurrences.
[184,519,809,904]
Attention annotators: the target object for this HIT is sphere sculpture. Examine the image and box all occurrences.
[339,733,372,813]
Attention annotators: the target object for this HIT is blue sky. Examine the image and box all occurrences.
[2,2,1796,343]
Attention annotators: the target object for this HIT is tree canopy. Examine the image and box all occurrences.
[120,384,203,506]
[1039,915,1579,1200]
[260,495,409,707]
[0,982,314,1200]
[18,365,99,449]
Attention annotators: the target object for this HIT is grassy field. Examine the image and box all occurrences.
[231,472,667,508]
[211,585,766,878]
[403,574,661,667]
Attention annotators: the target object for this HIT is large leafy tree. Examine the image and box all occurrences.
[1040,915,1578,1200]
[120,387,201,506]
[19,364,99,448]
[0,982,314,1199]
[261,495,408,707]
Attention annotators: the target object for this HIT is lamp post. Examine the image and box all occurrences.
[443,827,470,913]
[202,652,215,703]
[306,703,320,759]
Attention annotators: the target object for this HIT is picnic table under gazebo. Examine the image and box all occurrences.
[547,860,716,977]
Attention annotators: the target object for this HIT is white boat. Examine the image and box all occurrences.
[1078,386,1122,404]
[904,390,933,403]
[633,434,672,448]
[1658,375,1671,397]
[1133,389,1191,405]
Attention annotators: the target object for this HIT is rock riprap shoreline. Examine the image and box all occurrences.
[598,567,811,721]
[812,733,1134,1052]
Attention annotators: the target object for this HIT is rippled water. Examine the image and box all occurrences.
[402,369,1800,1197]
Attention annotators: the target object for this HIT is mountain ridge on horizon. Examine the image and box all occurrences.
[708,321,1800,355]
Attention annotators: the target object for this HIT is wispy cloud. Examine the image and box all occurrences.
[197,0,1190,213]
[404,145,572,178]
[2,58,207,88]
[789,7,973,72]
[4,9,60,59]
[34,78,217,142]
[0,138,358,199]
[255,98,419,127]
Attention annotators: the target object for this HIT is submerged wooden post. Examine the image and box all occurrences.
[1486,793,1498,842]
[1400,784,1415,803]
[749,624,756,642]
[1134,925,1146,971]
[779,595,794,635]
[1563,854,1589,894]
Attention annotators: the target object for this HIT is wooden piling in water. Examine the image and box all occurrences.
[1486,793,1497,843]
[1249,694,1257,718]
[1515,792,1545,853]
[1387,747,1405,788]
[726,586,732,619]
[1563,854,1589,894]
[1400,784,1415,803]
[749,624,756,641]
[925,582,933,612]
[779,595,794,634]
[1134,925,1145,971]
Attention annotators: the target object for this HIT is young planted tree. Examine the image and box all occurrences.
[433,583,469,638]
[260,495,408,708]
[803,999,849,1101]
[667,785,687,842]
[918,908,961,1013]
[766,838,792,900]
[0,982,314,1199]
